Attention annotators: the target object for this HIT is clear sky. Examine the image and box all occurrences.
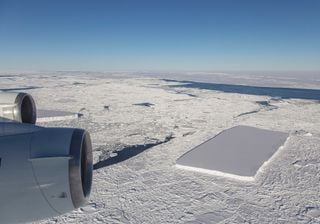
[0,0,319,72]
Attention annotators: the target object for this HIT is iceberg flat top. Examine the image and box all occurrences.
[177,125,288,179]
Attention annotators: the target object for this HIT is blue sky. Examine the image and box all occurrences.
[0,0,319,71]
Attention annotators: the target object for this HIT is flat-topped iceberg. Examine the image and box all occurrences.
[177,126,289,180]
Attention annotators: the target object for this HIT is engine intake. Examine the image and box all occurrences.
[0,92,37,124]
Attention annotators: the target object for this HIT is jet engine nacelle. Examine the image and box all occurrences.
[0,92,37,124]
[0,93,93,224]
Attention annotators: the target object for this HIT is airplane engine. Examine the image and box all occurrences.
[0,92,37,124]
[0,92,93,223]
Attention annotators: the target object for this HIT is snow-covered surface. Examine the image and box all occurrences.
[1,71,320,223]
[176,126,289,180]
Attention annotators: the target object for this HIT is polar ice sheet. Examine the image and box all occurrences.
[177,126,288,179]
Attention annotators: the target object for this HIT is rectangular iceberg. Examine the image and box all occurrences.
[176,126,288,180]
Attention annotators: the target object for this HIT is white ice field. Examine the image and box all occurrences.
[1,71,320,223]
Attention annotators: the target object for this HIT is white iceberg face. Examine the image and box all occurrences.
[176,126,289,180]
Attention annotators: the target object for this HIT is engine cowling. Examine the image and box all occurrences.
[0,92,37,124]
[0,123,93,223]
